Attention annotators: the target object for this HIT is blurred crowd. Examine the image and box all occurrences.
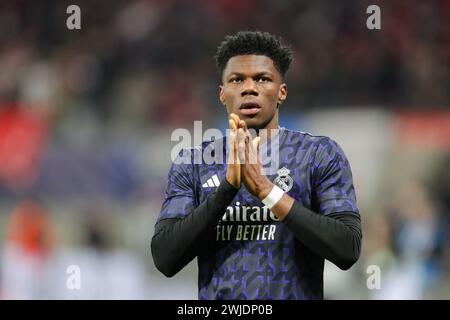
[0,0,449,299]
[363,177,450,299]
[1,0,449,129]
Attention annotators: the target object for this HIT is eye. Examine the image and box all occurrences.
[256,76,271,83]
[229,77,242,84]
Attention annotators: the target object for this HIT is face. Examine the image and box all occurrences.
[219,55,287,130]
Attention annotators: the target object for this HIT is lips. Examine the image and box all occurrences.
[239,102,261,116]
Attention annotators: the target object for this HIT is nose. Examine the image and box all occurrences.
[241,78,258,97]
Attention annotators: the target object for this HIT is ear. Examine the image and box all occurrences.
[219,85,226,106]
[278,83,287,106]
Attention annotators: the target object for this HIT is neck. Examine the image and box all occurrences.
[257,111,279,139]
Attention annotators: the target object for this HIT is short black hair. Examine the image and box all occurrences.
[215,31,293,79]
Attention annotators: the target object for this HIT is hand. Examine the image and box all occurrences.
[238,122,274,199]
[226,113,242,188]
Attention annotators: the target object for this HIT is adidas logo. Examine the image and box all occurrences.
[202,174,220,188]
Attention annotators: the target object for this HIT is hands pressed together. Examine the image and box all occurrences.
[226,113,274,200]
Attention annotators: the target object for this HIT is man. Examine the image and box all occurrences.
[151,31,362,300]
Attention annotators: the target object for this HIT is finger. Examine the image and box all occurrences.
[251,136,260,165]
[245,134,253,165]
[252,136,260,153]
[229,119,237,164]
[242,124,253,150]
[239,120,247,130]
[244,131,250,164]
[230,113,240,127]
[227,129,235,164]
[229,114,237,130]
[234,130,240,165]
[237,128,245,164]
[228,130,240,164]
[229,119,237,130]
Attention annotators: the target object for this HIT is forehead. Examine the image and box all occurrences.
[223,55,279,77]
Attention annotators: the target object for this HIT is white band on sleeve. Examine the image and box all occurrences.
[261,185,284,209]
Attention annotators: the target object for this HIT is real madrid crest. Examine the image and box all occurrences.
[273,167,293,192]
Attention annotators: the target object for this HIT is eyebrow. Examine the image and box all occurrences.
[227,72,274,79]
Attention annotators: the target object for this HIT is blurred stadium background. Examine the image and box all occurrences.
[0,0,449,299]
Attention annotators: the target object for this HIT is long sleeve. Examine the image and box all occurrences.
[282,201,362,270]
[151,178,238,277]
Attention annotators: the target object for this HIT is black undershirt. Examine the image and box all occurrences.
[151,178,362,277]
